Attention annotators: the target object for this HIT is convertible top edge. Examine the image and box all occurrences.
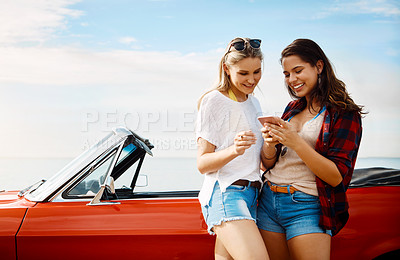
[350,167,400,188]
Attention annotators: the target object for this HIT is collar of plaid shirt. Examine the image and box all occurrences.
[280,97,362,236]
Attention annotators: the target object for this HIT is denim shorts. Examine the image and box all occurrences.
[257,182,332,240]
[201,181,259,235]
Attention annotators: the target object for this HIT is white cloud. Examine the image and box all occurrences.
[119,37,137,45]
[386,47,400,56]
[0,0,83,45]
[1,44,399,158]
[0,0,399,159]
[0,46,218,89]
[0,45,220,157]
[314,0,400,19]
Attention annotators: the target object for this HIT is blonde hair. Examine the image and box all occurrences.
[197,37,263,109]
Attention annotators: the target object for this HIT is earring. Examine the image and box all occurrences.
[318,74,321,85]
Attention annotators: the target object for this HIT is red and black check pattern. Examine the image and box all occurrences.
[281,98,362,236]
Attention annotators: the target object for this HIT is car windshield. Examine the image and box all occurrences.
[26,132,116,198]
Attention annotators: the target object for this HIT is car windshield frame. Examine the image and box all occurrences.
[25,128,133,202]
[61,141,142,200]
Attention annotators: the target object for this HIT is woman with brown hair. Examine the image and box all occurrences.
[257,38,363,260]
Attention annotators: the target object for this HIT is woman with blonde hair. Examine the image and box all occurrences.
[196,37,269,260]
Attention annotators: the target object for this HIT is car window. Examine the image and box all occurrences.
[68,152,116,197]
[67,143,139,197]
[117,143,137,165]
[114,159,141,190]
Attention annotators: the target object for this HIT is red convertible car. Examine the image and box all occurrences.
[0,127,399,259]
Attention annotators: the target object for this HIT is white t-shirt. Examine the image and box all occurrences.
[195,90,263,206]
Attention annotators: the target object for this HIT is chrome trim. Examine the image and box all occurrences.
[87,201,121,206]
[18,179,46,197]
[25,126,131,202]
[110,196,199,201]
[88,141,125,206]
[49,139,126,202]
[50,149,118,202]
[50,196,199,203]
[52,197,92,202]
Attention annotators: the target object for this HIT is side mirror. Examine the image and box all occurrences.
[87,176,120,206]
[136,175,148,187]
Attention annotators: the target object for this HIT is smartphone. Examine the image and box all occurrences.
[257,116,281,126]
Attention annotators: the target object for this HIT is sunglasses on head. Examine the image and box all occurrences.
[229,38,262,51]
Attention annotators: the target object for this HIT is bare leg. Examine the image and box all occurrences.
[215,237,234,260]
[288,233,331,260]
[259,229,290,260]
[214,219,269,260]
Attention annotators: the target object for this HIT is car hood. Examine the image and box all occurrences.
[0,191,35,209]
[0,191,20,204]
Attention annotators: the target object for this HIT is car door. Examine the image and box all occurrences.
[16,197,214,259]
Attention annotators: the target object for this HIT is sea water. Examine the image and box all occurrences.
[0,157,399,192]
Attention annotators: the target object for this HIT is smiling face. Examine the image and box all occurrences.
[224,57,262,100]
[282,55,323,101]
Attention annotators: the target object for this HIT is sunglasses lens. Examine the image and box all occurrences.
[249,39,261,49]
[229,39,261,52]
[232,41,245,51]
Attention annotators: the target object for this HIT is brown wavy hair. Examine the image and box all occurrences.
[281,39,365,114]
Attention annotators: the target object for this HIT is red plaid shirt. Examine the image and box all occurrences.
[281,98,362,236]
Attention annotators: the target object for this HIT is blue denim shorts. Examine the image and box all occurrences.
[257,182,332,240]
[201,182,258,235]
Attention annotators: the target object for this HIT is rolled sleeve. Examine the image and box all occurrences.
[326,111,362,182]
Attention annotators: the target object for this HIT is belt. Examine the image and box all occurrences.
[232,179,261,190]
[267,181,298,194]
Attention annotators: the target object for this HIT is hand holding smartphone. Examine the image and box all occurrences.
[257,116,281,126]
[258,116,281,144]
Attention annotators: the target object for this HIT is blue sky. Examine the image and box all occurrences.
[0,0,399,158]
